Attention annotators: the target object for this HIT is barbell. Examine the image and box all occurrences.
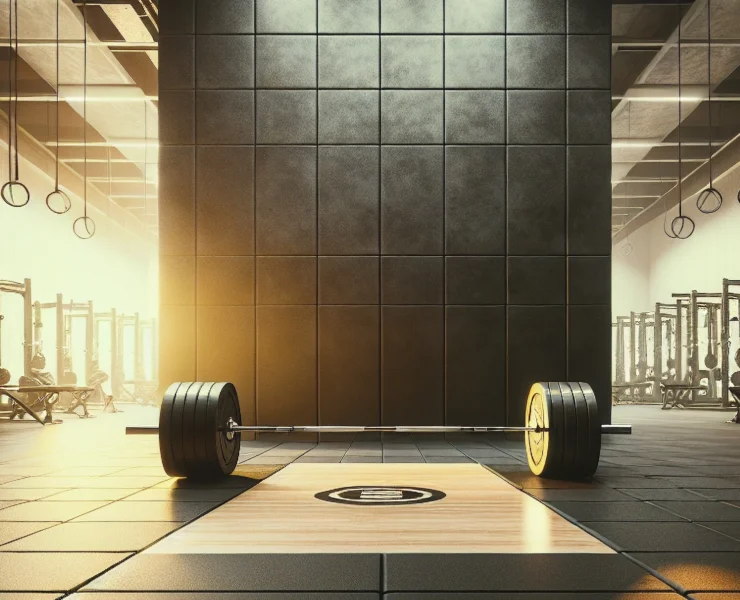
[127,381,632,481]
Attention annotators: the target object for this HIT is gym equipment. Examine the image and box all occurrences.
[690,292,724,405]
[127,381,632,481]
[30,352,46,371]
[666,21,694,240]
[72,0,95,240]
[1,0,30,208]
[612,316,628,385]
[117,313,158,404]
[721,279,740,408]
[0,383,93,425]
[34,295,94,386]
[654,303,679,400]
[697,0,723,216]
[0,308,9,386]
[45,0,71,215]
[705,307,719,370]
[93,309,118,400]
[612,311,656,403]
[0,279,33,377]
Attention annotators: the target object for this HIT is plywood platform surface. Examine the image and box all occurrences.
[147,464,614,554]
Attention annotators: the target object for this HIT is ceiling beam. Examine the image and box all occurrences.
[612,132,740,244]
[612,0,694,4]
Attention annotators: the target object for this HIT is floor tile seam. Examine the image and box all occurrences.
[693,522,740,543]
[0,498,120,524]
[506,482,693,595]
[0,521,61,550]
[56,474,268,595]
[444,439,491,465]
[644,500,740,523]
[336,438,354,464]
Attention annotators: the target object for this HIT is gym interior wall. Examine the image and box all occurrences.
[157,0,612,429]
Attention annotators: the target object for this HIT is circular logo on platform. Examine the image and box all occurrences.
[315,486,445,506]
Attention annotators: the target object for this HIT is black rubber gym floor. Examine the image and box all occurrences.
[0,404,738,598]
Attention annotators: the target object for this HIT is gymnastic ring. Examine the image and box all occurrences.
[620,243,633,256]
[73,215,96,239]
[696,187,722,214]
[670,215,695,239]
[1,180,30,207]
[737,188,740,204]
[45,189,71,215]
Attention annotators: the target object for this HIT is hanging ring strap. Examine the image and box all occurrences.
[46,0,70,214]
[1,0,29,207]
[74,0,95,239]
[671,8,694,240]
[697,0,722,215]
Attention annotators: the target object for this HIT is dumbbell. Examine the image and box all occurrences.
[127,381,632,481]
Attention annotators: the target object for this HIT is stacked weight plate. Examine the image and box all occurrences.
[159,381,241,479]
[525,382,601,479]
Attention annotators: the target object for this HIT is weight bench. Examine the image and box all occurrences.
[661,383,708,409]
[0,384,94,425]
[611,381,654,404]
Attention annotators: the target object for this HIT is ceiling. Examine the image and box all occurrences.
[0,0,158,237]
[3,1,736,243]
[611,0,740,241]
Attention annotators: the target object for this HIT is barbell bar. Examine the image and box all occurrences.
[129,424,632,435]
[127,381,632,482]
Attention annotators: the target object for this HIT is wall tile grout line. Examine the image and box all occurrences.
[442,0,447,426]
[378,0,383,428]
[253,0,258,434]
[565,1,570,383]
[504,0,509,427]
[315,0,320,437]
[192,0,198,382]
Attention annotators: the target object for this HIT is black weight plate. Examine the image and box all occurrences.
[181,382,206,471]
[204,382,224,477]
[202,382,241,480]
[158,382,182,477]
[542,382,565,478]
[170,382,197,476]
[565,382,590,478]
[705,353,718,370]
[578,382,602,478]
[732,371,740,387]
[193,381,216,475]
[555,382,577,477]
[547,382,566,478]
[217,384,241,474]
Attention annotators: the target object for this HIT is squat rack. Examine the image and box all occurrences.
[653,302,679,402]
[93,308,119,395]
[117,313,158,401]
[671,287,740,408]
[0,279,33,377]
[631,310,655,400]
[721,279,740,408]
[613,316,629,385]
[34,295,94,384]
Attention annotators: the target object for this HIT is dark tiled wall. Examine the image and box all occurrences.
[158,0,612,428]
